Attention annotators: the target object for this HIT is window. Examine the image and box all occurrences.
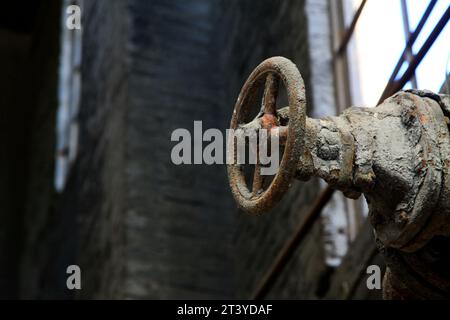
[55,0,83,192]
[350,0,450,106]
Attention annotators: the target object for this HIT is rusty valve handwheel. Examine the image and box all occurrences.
[227,56,306,214]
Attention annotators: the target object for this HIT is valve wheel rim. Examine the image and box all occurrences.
[227,56,306,214]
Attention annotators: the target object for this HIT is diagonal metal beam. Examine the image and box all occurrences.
[335,0,368,57]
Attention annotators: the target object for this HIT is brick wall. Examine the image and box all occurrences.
[15,0,129,299]
[72,0,129,299]
[125,0,235,299]
[7,0,358,299]
[123,0,332,299]
[10,0,443,299]
[75,0,329,299]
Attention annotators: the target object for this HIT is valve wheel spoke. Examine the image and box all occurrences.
[262,73,279,115]
[227,56,306,214]
[252,162,264,195]
[272,125,288,146]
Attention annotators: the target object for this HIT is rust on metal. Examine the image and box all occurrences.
[227,55,450,299]
[260,113,279,130]
[227,56,306,214]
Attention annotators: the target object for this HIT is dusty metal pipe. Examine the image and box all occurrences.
[227,56,450,299]
[294,91,450,252]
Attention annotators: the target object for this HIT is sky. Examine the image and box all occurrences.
[350,0,450,107]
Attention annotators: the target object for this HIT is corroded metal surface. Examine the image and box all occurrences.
[227,56,450,299]
[227,56,306,214]
[297,91,450,298]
